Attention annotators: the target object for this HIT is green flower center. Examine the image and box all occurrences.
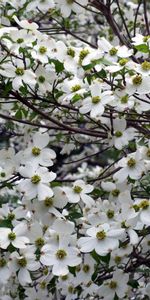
[115,130,123,137]
[107,209,114,219]
[120,95,128,104]
[35,237,45,247]
[109,47,118,56]
[147,148,150,158]
[73,185,82,193]
[114,256,121,264]
[111,189,120,197]
[79,49,89,63]
[132,204,140,212]
[109,280,117,289]
[121,221,128,229]
[67,48,75,57]
[139,199,149,210]
[0,258,7,267]
[39,46,47,54]
[143,35,150,42]
[132,74,142,85]
[0,172,6,178]
[15,68,24,76]
[56,249,67,260]
[8,232,16,241]
[68,285,74,293]
[141,61,150,71]
[119,58,128,66]
[67,0,74,4]
[38,75,45,83]
[43,267,49,275]
[127,158,136,168]
[17,257,27,267]
[92,96,101,104]
[44,197,53,207]
[32,147,41,156]
[40,281,46,289]
[7,213,15,221]
[71,85,81,92]
[82,264,90,273]
[96,230,106,240]
[61,275,68,281]
[17,38,24,44]
[31,175,41,184]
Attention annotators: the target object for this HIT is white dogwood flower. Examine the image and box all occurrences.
[0,222,29,249]
[40,237,81,276]
[78,223,124,256]
[18,163,56,200]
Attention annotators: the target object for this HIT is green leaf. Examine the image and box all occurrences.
[68,266,76,276]
[99,253,110,264]
[2,81,12,97]
[91,250,101,263]
[128,279,139,289]
[68,211,83,221]
[91,188,104,197]
[0,219,12,228]
[71,94,82,104]
[15,109,23,120]
[52,60,64,73]
[134,44,149,53]
[51,181,62,187]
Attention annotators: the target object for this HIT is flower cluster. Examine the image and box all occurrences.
[0,0,150,300]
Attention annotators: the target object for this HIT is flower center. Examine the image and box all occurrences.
[31,175,41,184]
[32,147,41,156]
[132,204,140,212]
[73,185,82,193]
[71,85,81,92]
[107,209,114,219]
[0,258,7,268]
[141,61,150,71]
[35,237,45,247]
[43,267,49,275]
[0,172,6,178]
[67,48,75,57]
[44,197,53,207]
[39,46,47,54]
[38,75,46,83]
[114,256,121,264]
[111,189,120,197]
[147,148,150,158]
[109,47,118,56]
[67,0,74,4]
[132,74,142,85]
[109,280,117,289]
[68,285,74,293]
[17,38,24,44]
[40,281,46,289]
[7,213,15,221]
[82,264,90,273]
[143,35,150,42]
[139,199,149,210]
[115,131,123,137]
[8,232,16,241]
[79,49,89,63]
[15,68,24,76]
[127,158,136,168]
[56,249,67,260]
[119,58,128,66]
[17,257,27,267]
[92,96,101,104]
[120,95,128,104]
[96,230,106,240]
